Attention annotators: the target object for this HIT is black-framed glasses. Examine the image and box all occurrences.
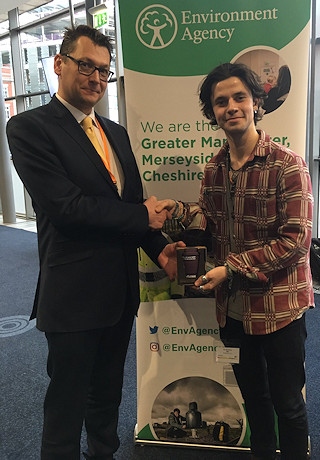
[62,54,114,82]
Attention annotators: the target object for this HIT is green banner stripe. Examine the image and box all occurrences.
[118,0,310,76]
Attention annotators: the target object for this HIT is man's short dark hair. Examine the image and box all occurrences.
[199,62,266,127]
[60,24,113,60]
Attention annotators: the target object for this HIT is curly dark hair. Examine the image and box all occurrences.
[60,24,113,60]
[199,62,266,127]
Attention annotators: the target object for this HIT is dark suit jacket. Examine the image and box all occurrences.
[6,96,168,332]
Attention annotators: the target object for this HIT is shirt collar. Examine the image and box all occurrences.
[220,129,271,163]
[55,93,95,124]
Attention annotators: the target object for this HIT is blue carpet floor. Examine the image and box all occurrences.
[0,225,319,459]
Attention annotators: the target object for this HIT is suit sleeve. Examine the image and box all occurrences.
[6,110,150,240]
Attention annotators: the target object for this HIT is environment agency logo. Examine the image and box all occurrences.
[136,4,178,49]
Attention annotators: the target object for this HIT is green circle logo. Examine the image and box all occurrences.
[136,4,178,49]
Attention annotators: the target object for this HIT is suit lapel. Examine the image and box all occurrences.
[48,97,118,193]
[95,114,134,197]
[95,114,128,172]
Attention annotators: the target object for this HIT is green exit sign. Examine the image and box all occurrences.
[94,11,108,29]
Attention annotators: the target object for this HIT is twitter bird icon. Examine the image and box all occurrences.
[149,326,158,334]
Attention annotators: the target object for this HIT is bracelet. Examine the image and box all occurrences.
[177,204,186,221]
[224,262,233,289]
[171,201,191,230]
[171,200,180,219]
[172,200,184,220]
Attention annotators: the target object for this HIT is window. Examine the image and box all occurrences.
[39,67,44,83]
[5,105,10,121]
[19,0,84,27]
[0,18,9,35]
[1,38,14,100]
[19,12,86,98]
[3,84,9,97]
[48,44,57,56]
[25,68,30,84]
[1,50,10,64]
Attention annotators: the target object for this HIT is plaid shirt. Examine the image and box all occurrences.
[199,130,314,335]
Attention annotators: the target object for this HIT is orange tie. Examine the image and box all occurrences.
[81,116,117,184]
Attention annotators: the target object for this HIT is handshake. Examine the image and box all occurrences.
[143,196,177,230]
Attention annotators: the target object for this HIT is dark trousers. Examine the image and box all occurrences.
[220,315,308,460]
[41,308,134,460]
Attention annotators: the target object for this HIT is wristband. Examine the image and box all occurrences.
[172,200,181,219]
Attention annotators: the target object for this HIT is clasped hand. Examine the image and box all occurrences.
[143,197,186,280]
[144,196,174,230]
[155,199,176,215]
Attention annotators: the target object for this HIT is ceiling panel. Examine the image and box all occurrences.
[0,0,50,24]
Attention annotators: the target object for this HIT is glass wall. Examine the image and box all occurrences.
[0,35,15,120]
[19,0,83,27]
[19,14,85,111]
[0,17,9,35]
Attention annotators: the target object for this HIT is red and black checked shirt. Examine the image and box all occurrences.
[198,130,314,335]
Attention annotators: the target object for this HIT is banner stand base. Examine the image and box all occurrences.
[134,423,252,454]
[134,425,311,457]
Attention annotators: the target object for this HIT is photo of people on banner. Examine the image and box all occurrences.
[151,376,244,447]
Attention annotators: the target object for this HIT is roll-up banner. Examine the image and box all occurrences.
[117,0,311,452]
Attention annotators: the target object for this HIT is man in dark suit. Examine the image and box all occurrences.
[6,25,183,460]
